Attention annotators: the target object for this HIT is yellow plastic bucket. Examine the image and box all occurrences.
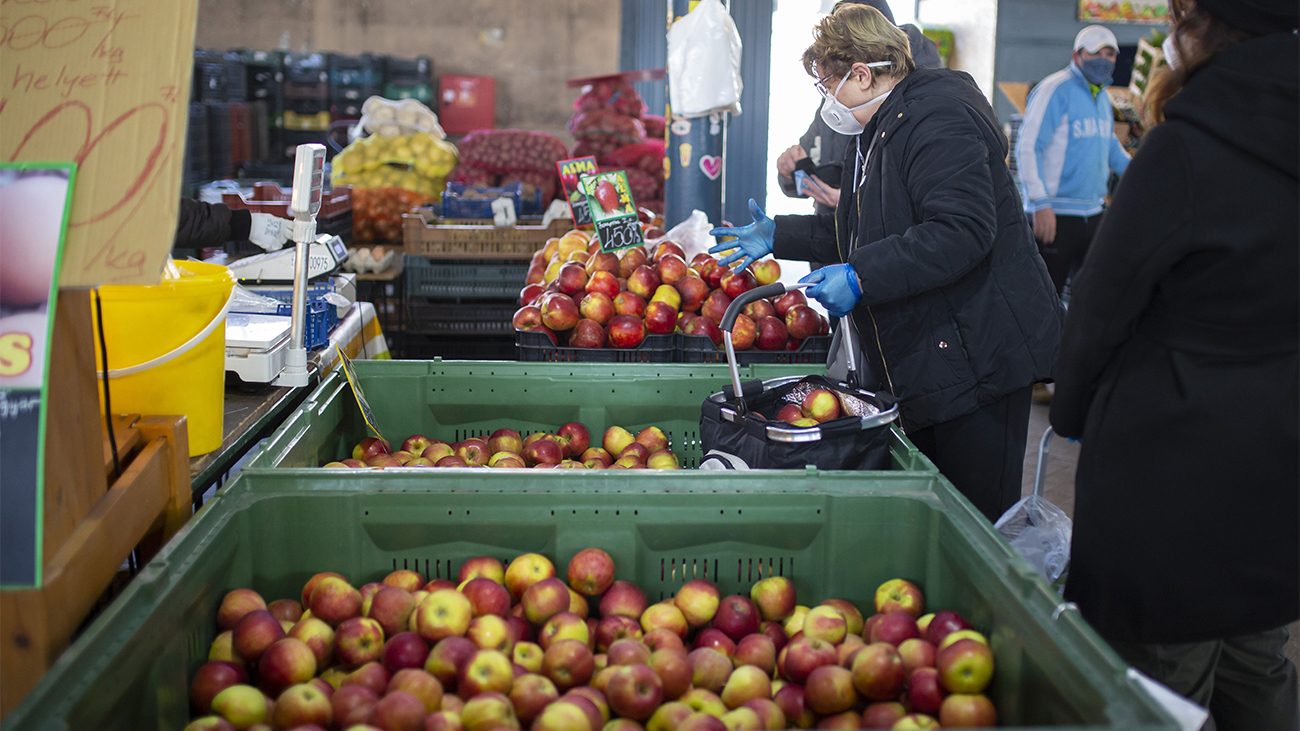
[92,261,236,456]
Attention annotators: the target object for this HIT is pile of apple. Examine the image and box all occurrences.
[513,229,830,351]
[325,423,682,470]
[185,549,999,731]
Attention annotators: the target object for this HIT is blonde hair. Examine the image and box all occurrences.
[802,4,915,83]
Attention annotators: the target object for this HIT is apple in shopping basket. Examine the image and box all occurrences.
[750,576,796,622]
[217,589,267,632]
[190,661,248,715]
[713,595,761,642]
[936,638,994,694]
[801,389,841,423]
[352,437,391,461]
[601,580,648,619]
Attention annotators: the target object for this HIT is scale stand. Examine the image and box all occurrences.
[275,143,326,388]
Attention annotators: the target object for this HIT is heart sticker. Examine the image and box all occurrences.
[699,155,722,180]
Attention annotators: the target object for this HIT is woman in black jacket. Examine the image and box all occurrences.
[1049,0,1299,725]
[711,4,1062,521]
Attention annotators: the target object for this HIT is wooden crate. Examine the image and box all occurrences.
[402,207,572,260]
[0,292,192,716]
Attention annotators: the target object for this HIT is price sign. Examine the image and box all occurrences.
[579,170,645,253]
[556,156,598,228]
[334,344,387,444]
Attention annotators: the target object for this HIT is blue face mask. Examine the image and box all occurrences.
[1079,57,1115,86]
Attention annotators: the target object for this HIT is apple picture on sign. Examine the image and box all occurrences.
[579,170,644,254]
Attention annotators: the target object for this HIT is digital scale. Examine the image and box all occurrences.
[225,312,292,384]
[225,233,349,284]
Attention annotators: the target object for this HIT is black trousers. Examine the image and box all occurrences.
[1035,212,1102,297]
[906,386,1033,522]
[1107,625,1299,731]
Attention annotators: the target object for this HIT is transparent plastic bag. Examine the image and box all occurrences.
[994,494,1072,585]
[667,0,743,117]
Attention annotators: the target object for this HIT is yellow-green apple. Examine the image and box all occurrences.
[906,667,945,716]
[487,452,526,468]
[688,648,733,693]
[801,389,841,423]
[850,642,906,702]
[873,579,924,619]
[601,427,636,458]
[605,637,651,666]
[331,683,378,727]
[759,621,788,654]
[680,688,728,717]
[390,449,415,465]
[371,689,426,731]
[267,599,302,624]
[541,638,595,691]
[425,636,478,689]
[400,434,432,456]
[782,637,837,685]
[751,259,781,286]
[803,665,856,715]
[530,700,591,731]
[868,612,921,647]
[538,611,588,650]
[566,547,615,596]
[720,270,757,300]
[818,600,863,636]
[923,609,970,647]
[233,610,285,664]
[648,701,694,731]
[381,631,430,674]
[458,557,505,586]
[651,282,683,310]
[627,265,661,299]
[352,437,391,462]
[218,589,267,631]
[733,634,776,675]
[384,569,425,593]
[606,663,664,721]
[788,417,818,428]
[935,638,993,694]
[861,701,906,729]
[414,589,473,643]
[897,638,937,675]
[749,576,796,622]
[343,661,391,697]
[937,629,987,651]
[210,684,267,729]
[460,577,512,617]
[190,661,248,715]
[646,449,680,469]
[601,580,649,619]
[467,614,515,654]
[722,665,772,709]
[640,601,689,638]
[522,577,571,625]
[580,447,613,468]
[772,684,815,729]
[605,720,644,731]
[318,666,347,689]
[309,577,362,627]
[772,290,807,319]
[714,596,761,642]
[458,649,514,699]
[181,718,236,731]
[595,615,643,651]
[509,672,558,725]
[650,648,692,700]
[741,698,785,730]
[694,628,736,659]
[335,617,385,668]
[367,586,416,637]
[893,713,941,729]
[644,628,687,654]
[385,668,442,714]
[782,606,810,638]
[801,606,847,645]
[939,693,997,727]
[270,683,331,729]
[257,638,316,695]
[513,642,544,673]
[422,443,455,463]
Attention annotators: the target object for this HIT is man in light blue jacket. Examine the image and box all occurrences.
[1017,25,1131,297]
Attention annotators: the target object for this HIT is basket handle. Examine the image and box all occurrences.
[719,282,809,404]
[97,288,236,379]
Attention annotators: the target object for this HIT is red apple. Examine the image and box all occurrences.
[367,586,416,637]
[782,636,837,685]
[557,422,590,457]
[862,701,907,729]
[760,621,789,655]
[676,275,710,313]
[381,631,430,674]
[801,389,841,423]
[644,301,678,335]
[567,547,616,596]
[191,661,248,715]
[656,253,689,286]
[218,589,267,632]
[720,270,757,300]
[850,642,906,702]
[257,638,317,696]
[233,610,285,664]
[923,609,970,647]
[650,648,693,701]
[579,293,617,326]
[372,689,426,731]
[693,628,736,659]
[869,612,921,646]
[742,298,777,321]
[784,305,821,340]
[607,314,647,349]
[335,616,386,668]
[541,638,595,691]
[331,684,379,728]
[352,437,391,462]
[654,241,686,262]
[713,595,760,642]
[700,290,733,325]
[600,580,648,619]
[568,318,606,348]
[733,634,777,675]
[751,259,782,286]
[424,636,477,689]
[540,293,581,331]
[627,265,662,299]
[606,663,664,721]
[773,684,816,729]
[270,682,332,729]
[939,693,997,727]
[772,290,807,318]
[897,637,937,675]
[556,262,589,297]
[682,315,723,347]
[804,664,857,716]
[687,648,732,694]
[907,667,947,716]
[522,577,572,625]
[619,247,650,278]
[730,313,757,350]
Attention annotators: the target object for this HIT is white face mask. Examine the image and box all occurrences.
[819,62,892,136]
[1161,34,1182,71]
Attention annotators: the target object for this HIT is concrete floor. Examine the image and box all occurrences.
[1018,401,1300,691]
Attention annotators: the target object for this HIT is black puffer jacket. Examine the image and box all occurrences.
[173,199,251,249]
[773,68,1063,430]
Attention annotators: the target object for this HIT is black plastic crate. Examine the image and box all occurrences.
[330,83,379,103]
[405,298,516,336]
[680,332,833,365]
[204,101,233,179]
[284,53,329,85]
[183,102,209,188]
[401,334,515,360]
[277,129,331,162]
[249,100,271,161]
[382,83,433,104]
[517,329,678,363]
[404,256,529,299]
[192,50,225,101]
[284,80,328,101]
[329,53,384,88]
[223,53,247,101]
[383,55,432,86]
[330,101,364,119]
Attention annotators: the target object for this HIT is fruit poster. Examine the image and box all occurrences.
[1078,0,1170,24]
[580,170,645,254]
[0,162,76,589]
[556,156,598,228]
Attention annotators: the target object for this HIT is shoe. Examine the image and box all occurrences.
[1032,382,1053,405]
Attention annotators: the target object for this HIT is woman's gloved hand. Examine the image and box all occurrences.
[708,199,774,272]
[800,263,862,317]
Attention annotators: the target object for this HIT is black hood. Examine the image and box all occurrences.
[1164,32,1298,180]
[871,68,1007,156]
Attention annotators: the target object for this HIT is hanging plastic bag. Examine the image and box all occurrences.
[667,0,743,117]
[994,494,1073,585]
[645,209,715,262]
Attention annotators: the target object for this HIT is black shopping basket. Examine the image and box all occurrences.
[699,282,899,470]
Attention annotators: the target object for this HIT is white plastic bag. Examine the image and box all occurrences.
[667,0,743,117]
[645,209,715,262]
[994,494,1072,585]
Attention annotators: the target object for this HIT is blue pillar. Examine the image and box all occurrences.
[664,0,728,229]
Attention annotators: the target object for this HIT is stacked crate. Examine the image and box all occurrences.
[329,53,383,120]
[282,52,332,160]
[401,254,522,360]
[383,55,434,105]
[239,49,285,164]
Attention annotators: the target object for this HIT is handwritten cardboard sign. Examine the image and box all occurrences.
[556,156,597,228]
[0,0,200,286]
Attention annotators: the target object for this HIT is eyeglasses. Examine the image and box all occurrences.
[814,76,837,98]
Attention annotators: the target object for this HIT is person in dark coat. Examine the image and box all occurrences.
[1049,0,1299,725]
[173,198,289,251]
[711,4,1063,521]
[775,0,944,219]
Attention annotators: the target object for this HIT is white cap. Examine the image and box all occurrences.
[1074,25,1119,53]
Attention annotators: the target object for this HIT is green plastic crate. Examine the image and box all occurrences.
[3,471,1176,730]
[247,359,935,471]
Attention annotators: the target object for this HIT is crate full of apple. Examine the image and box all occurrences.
[514,228,831,357]
[185,549,998,730]
[327,423,682,470]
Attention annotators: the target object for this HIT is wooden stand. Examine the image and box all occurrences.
[0,291,191,716]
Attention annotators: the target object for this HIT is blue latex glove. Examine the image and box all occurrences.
[708,199,774,272]
[800,264,862,318]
